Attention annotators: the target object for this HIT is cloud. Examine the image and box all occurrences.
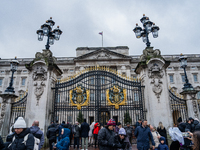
[0,0,200,59]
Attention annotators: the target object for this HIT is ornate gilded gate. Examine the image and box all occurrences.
[169,88,188,124]
[52,67,146,125]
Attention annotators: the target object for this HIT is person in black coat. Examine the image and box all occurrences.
[80,119,90,150]
[177,117,186,132]
[157,122,168,146]
[47,123,59,150]
[6,117,35,150]
[0,135,5,150]
[98,118,123,150]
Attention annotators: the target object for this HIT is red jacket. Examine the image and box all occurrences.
[93,123,100,135]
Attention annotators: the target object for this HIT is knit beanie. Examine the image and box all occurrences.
[14,117,26,128]
[119,128,126,135]
[107,118,116,126]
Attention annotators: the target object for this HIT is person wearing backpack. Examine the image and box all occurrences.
[0,135,5,150]
[30,121,44,150]
[73,121,80,150]
[47,123,58,150]
[7,117,35,150]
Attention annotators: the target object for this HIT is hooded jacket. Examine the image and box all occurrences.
[30,126,44,150]
[7,128,35,150]
[56,128,70,150]
[158,137,169,150]
[93,123,100,135]
[74,124,80,138]
[47,124,58,141]
[194,118,200,131]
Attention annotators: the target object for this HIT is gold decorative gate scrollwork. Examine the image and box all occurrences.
[69,84,90,110]
[106,84,127,109]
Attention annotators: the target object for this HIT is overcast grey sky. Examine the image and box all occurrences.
[0,1,199,59]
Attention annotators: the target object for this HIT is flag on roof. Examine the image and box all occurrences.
[99,32,103,35]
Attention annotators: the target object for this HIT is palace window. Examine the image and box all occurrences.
[101,77,105,84]
[169,75,174,83]
[90,77,94,85]
[101,93,106,101]
[90,92,94,101]
[181,75,185,82]
[21,78,26,86]
[197,92,200,99]
[0,79,2,86]
[193,74,198,82]
[134,92,139,101]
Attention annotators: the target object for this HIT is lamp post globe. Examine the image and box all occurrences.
[5,57,19,93]
[36,17,62,50]
[133,14,159,47]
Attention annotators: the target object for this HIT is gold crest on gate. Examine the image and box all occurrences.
[106,84,127,109]
[69,84,90,110]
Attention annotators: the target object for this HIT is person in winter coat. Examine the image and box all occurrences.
[73,121,80,150]
[115,128,132,150]
[150,125,161,149]
[93,122,101,148]
[98,118,123,150]
[134,120,155,150]
[115,122,122,134]
[188,117,194,132]
[158,137,169,150]
[54,128,70,150]
[58,121,65,141]
[7,117,35,150]
[88,122,95,146]
[0,135,5,150]
[193,118,200,131]
[30,120,44,150]
[124,122,134,144]
[80,119,90,150]
[47,123,59,150]
[177,117,186,132]
[135,119,142,129]
[157,122,168,146]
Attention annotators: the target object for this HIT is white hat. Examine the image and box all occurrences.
[14,117,26,128]
[119,128,126,135]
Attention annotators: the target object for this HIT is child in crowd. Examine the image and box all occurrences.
[158,136,169,150]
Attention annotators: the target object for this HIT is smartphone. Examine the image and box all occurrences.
[182,132,189,137]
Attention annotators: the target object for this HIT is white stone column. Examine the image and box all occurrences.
[136,58,173,128]
[25,59,62,132]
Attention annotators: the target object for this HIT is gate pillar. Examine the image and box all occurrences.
[180,90,199,119]
[135,47,173,128]
[0,93,18,137]
[25,49,62,132]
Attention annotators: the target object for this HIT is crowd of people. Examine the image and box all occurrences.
[0,116,200,150]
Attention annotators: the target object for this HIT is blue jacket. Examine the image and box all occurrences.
[58,123,65,141]
[158,137,169,150]
[30,126,44,150]
[56,128,70,150]
[134,125,155,149]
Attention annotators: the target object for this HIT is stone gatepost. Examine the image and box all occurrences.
[135,47,173,128]
[180,90,199,119]
[25,49,62,132]
[0,93,18,137]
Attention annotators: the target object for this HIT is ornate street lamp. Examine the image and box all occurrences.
[133,14,159,47]
[5,57,19,93]
[36,17,62,50]
[179,54,194,91]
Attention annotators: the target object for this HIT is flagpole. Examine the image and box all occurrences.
[102,31,103,47]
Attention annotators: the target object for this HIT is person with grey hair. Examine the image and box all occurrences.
[30,120,45,150]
